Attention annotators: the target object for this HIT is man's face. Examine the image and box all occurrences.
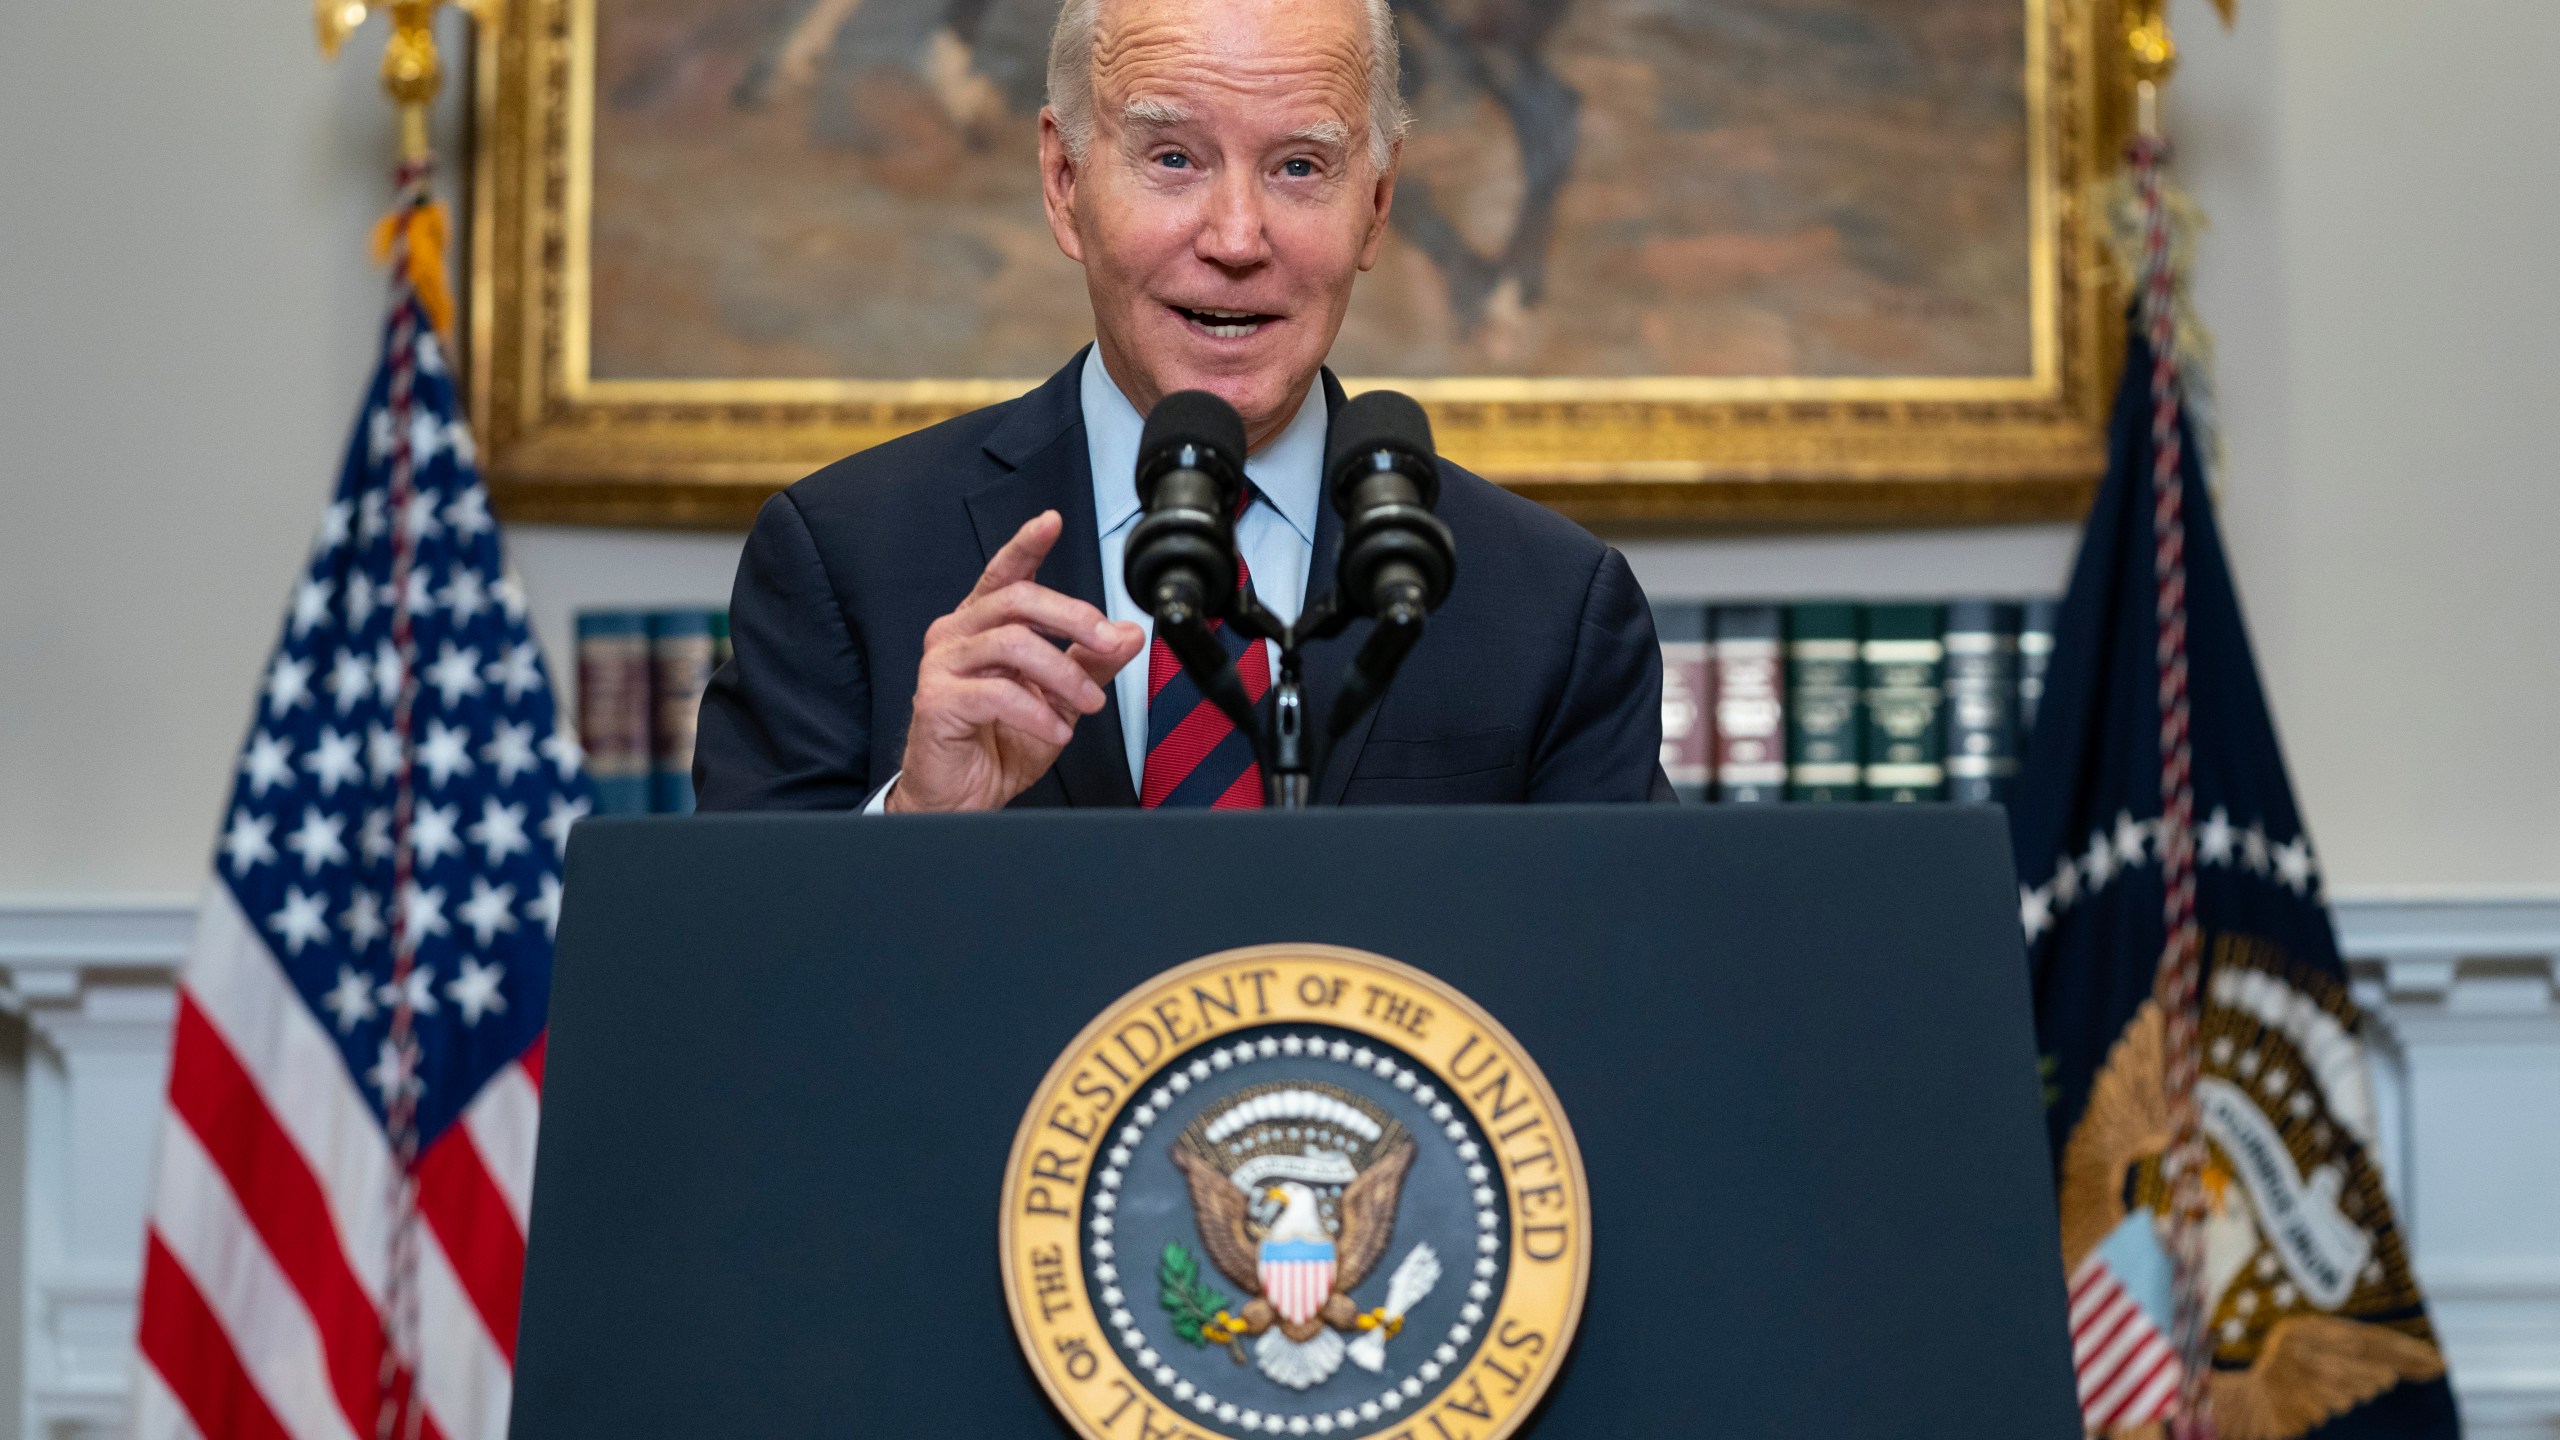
[1040,0,1397,449]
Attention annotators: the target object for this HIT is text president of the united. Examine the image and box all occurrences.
[693,0,1669,811]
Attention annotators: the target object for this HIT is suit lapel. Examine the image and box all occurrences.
[964,351,1140,809]
[1301,370,1383,804]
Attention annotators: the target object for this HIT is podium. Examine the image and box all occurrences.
[512,806,2080,1438]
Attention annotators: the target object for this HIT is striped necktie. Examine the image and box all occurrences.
[1139,488,1270,808]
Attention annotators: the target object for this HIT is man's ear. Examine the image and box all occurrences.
[1355,139,1400,272]
[1038,109,1087,265]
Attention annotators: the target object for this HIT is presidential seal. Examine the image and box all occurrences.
[1002,945,1589,1440]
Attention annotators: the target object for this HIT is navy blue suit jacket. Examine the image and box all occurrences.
[694,354,1670,809]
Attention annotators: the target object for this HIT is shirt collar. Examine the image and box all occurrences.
[1083,349,1325,545]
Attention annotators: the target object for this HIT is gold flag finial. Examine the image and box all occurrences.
[314,0,505,161]
[2122,0,2236,137]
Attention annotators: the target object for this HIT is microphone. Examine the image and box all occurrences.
[1325,390,1455,624]
[1126,390,1249,627]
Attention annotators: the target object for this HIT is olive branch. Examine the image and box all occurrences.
[1159,1241,1232,1348]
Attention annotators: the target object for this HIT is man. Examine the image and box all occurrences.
[694,0,1666,811]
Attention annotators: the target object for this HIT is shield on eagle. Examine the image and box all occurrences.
[1258,1235,1336,1328]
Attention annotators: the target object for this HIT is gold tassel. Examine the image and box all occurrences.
[369,199,456,339]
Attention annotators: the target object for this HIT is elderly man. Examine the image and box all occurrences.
[694,0,1666,811]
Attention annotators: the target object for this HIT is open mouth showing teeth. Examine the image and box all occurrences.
[1176,306,1276,338]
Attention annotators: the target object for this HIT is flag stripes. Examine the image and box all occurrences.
[2068,1256,2182,1434]
[148,886,535,1439]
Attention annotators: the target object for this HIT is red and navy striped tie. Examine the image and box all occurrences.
[1139,489,1270,808]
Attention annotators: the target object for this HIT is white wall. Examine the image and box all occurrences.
[1,0,2554,897]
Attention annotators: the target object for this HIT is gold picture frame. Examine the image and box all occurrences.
[469,0,2149,529]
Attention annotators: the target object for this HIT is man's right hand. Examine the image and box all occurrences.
[886,510,1145,813]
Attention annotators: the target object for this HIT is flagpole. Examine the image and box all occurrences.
[316,5,501,1435]
[2121,5,2217,1439]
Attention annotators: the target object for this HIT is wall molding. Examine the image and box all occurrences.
[0,893,2553,1439]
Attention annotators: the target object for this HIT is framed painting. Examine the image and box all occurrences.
[469,0,2147,527]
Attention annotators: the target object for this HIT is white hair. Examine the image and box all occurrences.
[1046,0,1408,172]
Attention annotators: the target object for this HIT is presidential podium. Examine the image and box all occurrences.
[511,806,2081,1438]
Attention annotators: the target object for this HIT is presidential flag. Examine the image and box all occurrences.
[135,160,586,1440]
[2011,136,2457,1440]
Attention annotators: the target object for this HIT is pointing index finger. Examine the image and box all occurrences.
[972,510,1063,599]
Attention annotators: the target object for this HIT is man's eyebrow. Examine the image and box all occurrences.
[1284,119,1353,147]
[1122,97,1190,128]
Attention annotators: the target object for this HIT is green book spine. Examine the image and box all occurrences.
[1710,605,1785,803]
[1942,599,2022,805]
[1656,603,1713,803]
[1785,602,1863,802]
[576,610,652,815]
[1860,603,1946,803]
[648,610,721,814]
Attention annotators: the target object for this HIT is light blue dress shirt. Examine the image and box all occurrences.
[1084,349,1326,787]
[868,350,1324,809]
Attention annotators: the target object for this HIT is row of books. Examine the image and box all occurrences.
[1656,599,2061,806]
[572,597,2061,812]
[576,609,730,814]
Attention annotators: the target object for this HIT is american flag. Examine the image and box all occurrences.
[135,162,586,1440]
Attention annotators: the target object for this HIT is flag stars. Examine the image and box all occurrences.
[291,577,334,637]
[264,654,315,717]
[367,726,404,785]
[399,482,444,542]
[482,720,538,785]
[373,640,405,707]
[2198,807,2237,866]
[417,721,476,787]
[368,1038,421,1104]
[539,729,585,783]
[222,810,278,876]
[360,808,394,864]
[2112,810,2151,868]
[442,569,489,624]
[2021,885,2054,942]
[447,957,508,1026]
[491,573,528,621]
[2241,823,2272,875]
[283,810,349,873]
[424,644,485,708]
[396,882,449,949]
[266,887,333,955]
[445,486,494,538]
[358,490,389,546]
[408,411,448,472]
[542,794,591,858]
[347,573,377,629]
[240,732,297,797]
[317,499,352,551]
[468,798,531,866]
[2081,830,2118,893]
[322,965,379,1032]
[377,964,438,1018]
[342,888,387,951]
[402,568,440,619]
[411,801,463,866]
[487,643,543,704]
[457,878,520,946]
[526,874,563,938]
[327,650,374,714]
[2272,836,2317,895]
[303,727,364,794]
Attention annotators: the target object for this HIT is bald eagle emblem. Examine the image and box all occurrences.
[1167,1081,1440,1390]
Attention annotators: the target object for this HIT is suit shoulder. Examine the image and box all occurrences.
[776,394,1029,528]
[1433,460,1610,572]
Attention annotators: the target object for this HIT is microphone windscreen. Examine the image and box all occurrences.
[1140,390,1248,472]
[1326,390,1435,476]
